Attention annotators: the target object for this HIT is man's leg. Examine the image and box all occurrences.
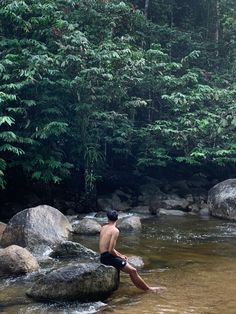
[121,262,155,291]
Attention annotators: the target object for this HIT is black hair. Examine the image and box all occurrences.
[107,209,118,221]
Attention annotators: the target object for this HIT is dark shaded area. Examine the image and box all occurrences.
[0,163,234,220]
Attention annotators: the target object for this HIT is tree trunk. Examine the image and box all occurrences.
[144,0,150,18]
[168,1,174,62]
[215,0,220,55]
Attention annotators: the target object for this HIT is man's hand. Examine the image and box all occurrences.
[121,255,128,261]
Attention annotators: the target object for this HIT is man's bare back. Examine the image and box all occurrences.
[99,224,119,254]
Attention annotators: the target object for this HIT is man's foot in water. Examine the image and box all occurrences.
[147,286,166,293]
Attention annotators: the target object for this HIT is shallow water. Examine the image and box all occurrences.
[1,215,236,314]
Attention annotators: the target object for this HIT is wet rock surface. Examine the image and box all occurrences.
[26,263,119,302]
[50,240,99,260]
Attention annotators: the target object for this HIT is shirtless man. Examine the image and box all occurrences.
[99,209,161,292]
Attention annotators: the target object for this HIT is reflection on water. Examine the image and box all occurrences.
[1,215,236,314]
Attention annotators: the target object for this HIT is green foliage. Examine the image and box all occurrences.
[0,0,235,192]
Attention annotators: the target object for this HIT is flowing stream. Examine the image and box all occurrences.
[0,215,236,313]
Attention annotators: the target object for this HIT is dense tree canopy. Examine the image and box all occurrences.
[0,0,235,198]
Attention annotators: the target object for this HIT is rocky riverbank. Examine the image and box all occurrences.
[0,174,219,220]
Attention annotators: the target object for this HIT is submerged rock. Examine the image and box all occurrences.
[26,263,119,302]
[1,205,72,251]
[128,256,144,268]
[0,245,39,276]
[117,216,141,232]
[73,218,101,235]
[208,179,236,221]
[159,209,186,216]
[50,241,99,260]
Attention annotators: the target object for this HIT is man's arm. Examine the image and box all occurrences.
[112,248,127,260]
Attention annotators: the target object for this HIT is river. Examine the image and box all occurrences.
[0,215,236,314]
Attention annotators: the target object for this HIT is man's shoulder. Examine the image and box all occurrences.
[107,225,119,235]
[101,223,108,228]
[101,224,119,234]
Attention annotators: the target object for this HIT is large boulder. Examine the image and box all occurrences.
[117,216,141,232]
[50,241,99,261]
[0,245,39,276]
[73,218,101,235]
[1,205,72,251]
[208,179,236,221]
[26,263,119,302]
[0,222,6,241]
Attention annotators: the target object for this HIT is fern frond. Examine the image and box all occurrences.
[0,144,24,155]
[0,131,17,142]
[0,116,15,126]
[33,122,68,139]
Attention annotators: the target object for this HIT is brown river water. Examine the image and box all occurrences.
[0,215,236,314]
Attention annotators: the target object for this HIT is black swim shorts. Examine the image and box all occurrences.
[100,251,127,270]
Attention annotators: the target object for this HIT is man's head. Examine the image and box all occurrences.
[107,209,118,222]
